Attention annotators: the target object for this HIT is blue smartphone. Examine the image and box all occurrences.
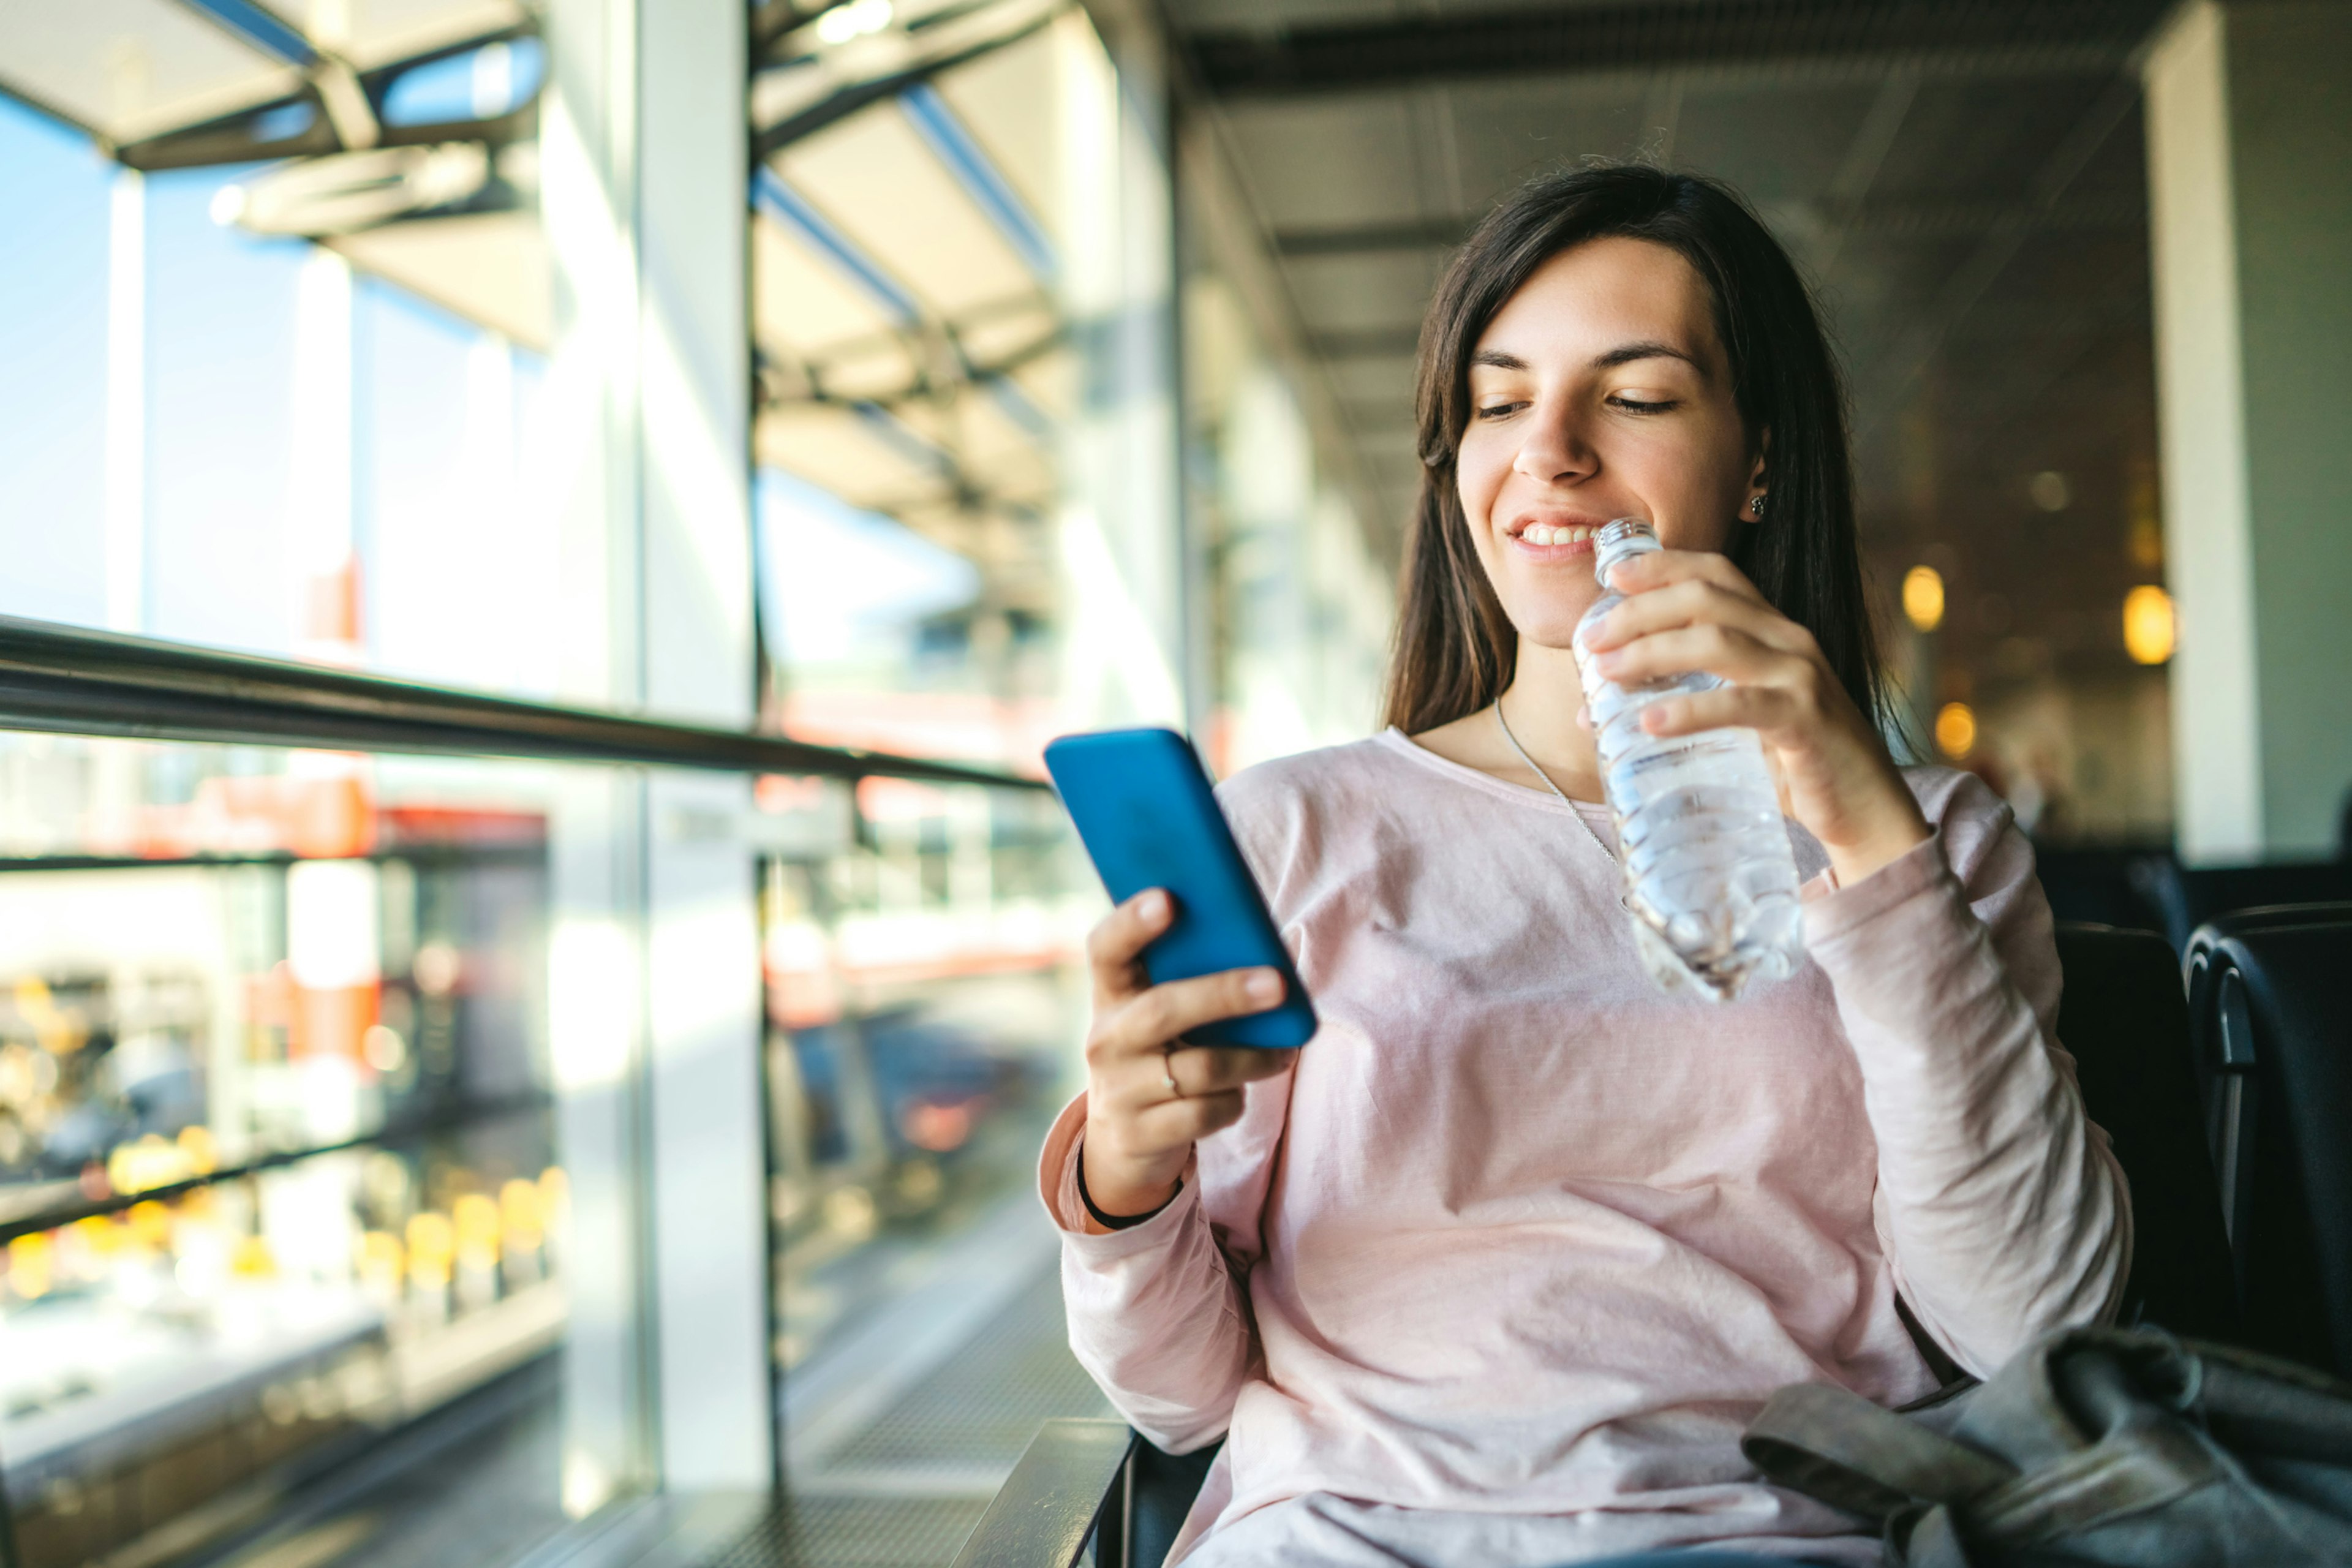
[1043,726,1316,1050]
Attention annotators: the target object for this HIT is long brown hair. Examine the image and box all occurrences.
[1382,164,1885,734]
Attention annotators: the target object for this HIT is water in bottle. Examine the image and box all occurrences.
[1571,518,1804,1001]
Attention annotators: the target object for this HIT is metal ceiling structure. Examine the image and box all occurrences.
[1168,0,2178,717]
[1186,0,2171,94]
[748,0,1087,626]
[0,0,1079,567]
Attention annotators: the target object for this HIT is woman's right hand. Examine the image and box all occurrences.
[1080,889,1299,1219]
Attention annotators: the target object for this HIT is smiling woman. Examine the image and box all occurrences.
[1046,162,2130,1568]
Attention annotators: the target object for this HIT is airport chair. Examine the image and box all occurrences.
[2182,904,2352,1225]
[2051,922,2239,1343]
[2132,858,2352,950]
[949,924,2241,1568]
[2183,921,2352,1377]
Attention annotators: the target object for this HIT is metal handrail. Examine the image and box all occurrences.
[0,616,1050,791]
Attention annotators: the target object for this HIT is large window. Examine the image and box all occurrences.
[0,9,561,694]
[0,2,1403,1564]
[752,1,1186,771]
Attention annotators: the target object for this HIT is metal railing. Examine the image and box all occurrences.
[0,615,1051,791]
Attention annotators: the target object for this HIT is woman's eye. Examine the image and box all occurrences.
[1608,394,1678,413]
[1475,401,1529,420]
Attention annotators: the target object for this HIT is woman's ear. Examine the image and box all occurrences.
[1742,430,1771,525]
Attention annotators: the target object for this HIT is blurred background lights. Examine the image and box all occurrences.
[1902,566,1945,633]
[1935,701,1977,760]
[2029,470,2073,512]
[2124,584,2176,665]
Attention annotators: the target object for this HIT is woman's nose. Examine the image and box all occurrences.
[1509,399,1596,486]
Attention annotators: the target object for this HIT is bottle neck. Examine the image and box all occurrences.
[1592,519,1660,583]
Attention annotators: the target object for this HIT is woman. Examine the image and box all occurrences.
[1041,164,2128,1567]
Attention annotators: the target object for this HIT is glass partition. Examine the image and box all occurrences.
[1181,276,1394,777]
[758,775,1087,1370]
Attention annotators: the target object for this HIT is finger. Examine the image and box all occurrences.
[1604,548,1766,605]
[1088,889,1174,1007]
[1106,966,1289,1058]
[1637,683,1811,741]
[1167,1045,1298,1096]
[1584,579,1800,654]
[1134,1088,1250,1145]
[1591,624,1799,690]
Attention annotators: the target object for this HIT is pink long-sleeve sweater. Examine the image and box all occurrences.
[1039,729,2130,1567]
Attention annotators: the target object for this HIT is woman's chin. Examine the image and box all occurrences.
[1502,603,1594,653]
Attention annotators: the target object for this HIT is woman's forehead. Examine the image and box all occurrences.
[1472,236,1722,373]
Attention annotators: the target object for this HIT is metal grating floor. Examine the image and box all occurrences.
[695,1498,994,1568]
[820,1268,1113,1472]
[714,1260,1114,1568]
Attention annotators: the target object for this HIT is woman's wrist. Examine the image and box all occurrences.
[1819,770,1932,888]
[1078,1133,1183,1221]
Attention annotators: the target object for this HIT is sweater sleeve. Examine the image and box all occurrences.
[1801,771,2132,1378]
[1039,1064,1296,1453]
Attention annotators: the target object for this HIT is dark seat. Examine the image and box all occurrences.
[957,925,2248,1568]
[2185,921,2352,1376]
[2181,904,2352,1231]
[2133,859,2352,949]
[2051,922,2239,1343]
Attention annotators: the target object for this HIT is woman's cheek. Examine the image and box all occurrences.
[1455,437,1508,526]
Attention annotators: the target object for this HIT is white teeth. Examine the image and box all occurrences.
[1521,524,1592,546]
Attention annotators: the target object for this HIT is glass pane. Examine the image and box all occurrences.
[0,20,562,697]
[0,732,650,1568]
[1179,270,1395,777]
[757,769,1116,1540]
[753,4,1184,774]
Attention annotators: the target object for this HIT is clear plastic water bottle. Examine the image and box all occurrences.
[1571,518,1804,1001]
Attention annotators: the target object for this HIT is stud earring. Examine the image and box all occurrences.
[1749,494,1766,518]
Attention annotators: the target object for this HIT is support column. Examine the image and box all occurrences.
[104,168,145,636]
[2144,0,2352,861]
[634,0,769,1498]
[543,0,769,1509]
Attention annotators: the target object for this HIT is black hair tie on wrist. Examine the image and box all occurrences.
[1077,1147,1179,1231]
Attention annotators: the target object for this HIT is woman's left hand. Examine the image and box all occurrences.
[1577,548,1930,888]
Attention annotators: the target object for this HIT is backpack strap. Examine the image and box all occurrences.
[1743,1383,2016,1523]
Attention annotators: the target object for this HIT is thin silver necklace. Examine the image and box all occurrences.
[1494,697,1619,867]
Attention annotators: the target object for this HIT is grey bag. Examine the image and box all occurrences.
[1740,1327,2352,1566]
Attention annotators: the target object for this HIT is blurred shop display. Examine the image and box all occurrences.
[0,733,563,1568]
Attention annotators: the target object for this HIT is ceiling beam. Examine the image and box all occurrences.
[1267,193,2146,257]
[1188,0,2171,96]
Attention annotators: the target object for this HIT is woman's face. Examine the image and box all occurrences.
[1455,235,1762,649]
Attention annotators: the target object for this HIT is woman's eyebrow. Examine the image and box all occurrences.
[1591,341,1703,374]
[1468,349,1528,371]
